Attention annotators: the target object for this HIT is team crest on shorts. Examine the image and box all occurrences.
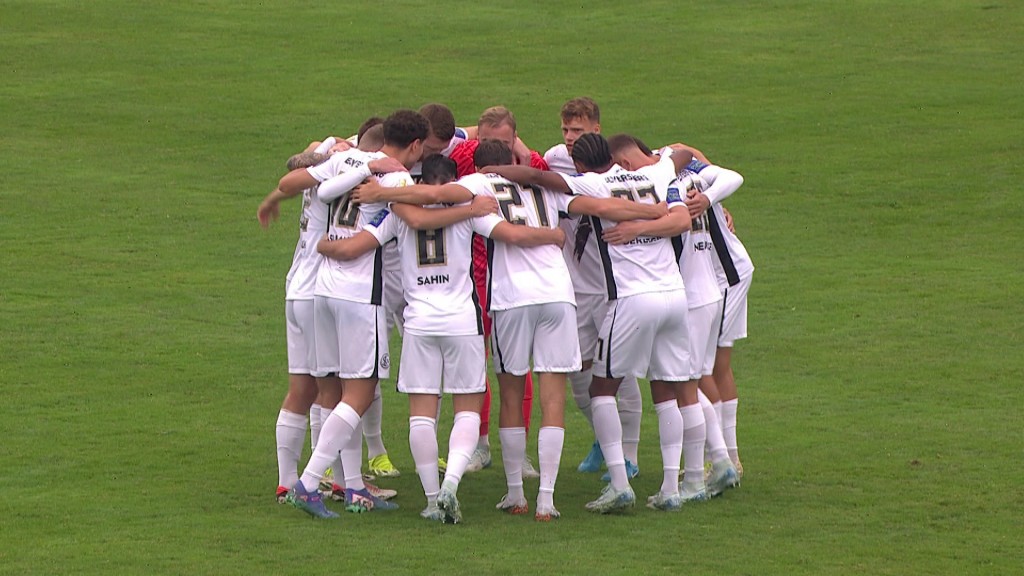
[380,353,391,370]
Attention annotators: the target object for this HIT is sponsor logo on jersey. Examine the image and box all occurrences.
[369,209,390,227]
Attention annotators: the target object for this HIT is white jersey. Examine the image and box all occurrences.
[680,158,754,289]
[543,143,575,174]
[285,138,335,301]
[308,149,409,304]
[366,201,501,336]
[545,144,606,296]
[458,172,575,310]
[676,210,723,309]
[561,155,685,300]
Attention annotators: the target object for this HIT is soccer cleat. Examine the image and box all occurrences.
[577,440,605,473]
[325,483,346,502]
[465,446,492,472]
[344,487,399,513]
[438,457,448,475]
[534,505,561,522]
[600,459,639,482]
[286,482,339,519]
[275,486,289,504]
[319,468,335,493]
[707,460,739,497]
[495,494,529,515]
[678,479,709,503]
[420,502,445,523]
[436,481,463,524]
[734,458,744,481]
[522,456,540,480]
[364,481,397,501]
[368,453,401,478]
[646,491,683,511]
[585,485,635,514]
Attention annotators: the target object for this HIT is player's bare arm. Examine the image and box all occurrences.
[488,221,566,249]
[391,195,498,230]
[316,231,382,261]
[601,206,692,245]
[479,165,570,193]
[258,151,329,227]
[723,206,735,233]
[316,156,407,204]
[353,179,475,205]
[566,196,668,222]
[665,142,709,164]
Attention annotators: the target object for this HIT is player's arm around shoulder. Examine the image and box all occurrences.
[391,194,498,230]
[317,231,380,261]
[486,219,565,249]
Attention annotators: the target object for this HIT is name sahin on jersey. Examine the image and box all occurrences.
[417,274,450,286]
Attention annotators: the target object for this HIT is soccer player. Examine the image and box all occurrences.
[319,153,565,523]
[609,134,741,500]
[279,110,426,519]
[679,150,751,480]
[543,97,644,477]
[484,133,696,512]
[447,106,549,476]
[257,140,334,503]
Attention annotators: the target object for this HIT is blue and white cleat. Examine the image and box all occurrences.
[420,502,445,523]
[578,441,605,473]
[286,482,339,519]
[600,459,639,482]
[706,460,740,497]
[345,487,399,513]
[436,481,463,524]
[678,479,709,503]
[585,484,635,514]
[646,491,683,511]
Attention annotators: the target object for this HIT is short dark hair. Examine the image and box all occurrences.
[571,133,612,170]
[418,103,457,142]
[473,139,513,169]
[607,133,653,157]
[357,124,385,152]
[561,97,600,123]
[383,109,430,149]
[421,154,458,185]
[357,116,385,142]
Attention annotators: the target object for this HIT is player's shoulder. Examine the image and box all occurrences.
[378,170,414,187]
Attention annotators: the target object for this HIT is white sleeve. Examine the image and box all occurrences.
[317,164,373,203]
[558,172,603,198]
[314,137,337,155]
[545,188,574,215]
[699,165,744,205]
[365,209,398,245]
[471,213,503,238]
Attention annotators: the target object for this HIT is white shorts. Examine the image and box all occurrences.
[286,299,325,377]
[491,303,582,375]
[687,300,723,380]
[383,269,406,336]
[719,273,751,347]
[575,292,609,362]
[314,295,390,380]
[397,333,485,395]
[593,290,690,382]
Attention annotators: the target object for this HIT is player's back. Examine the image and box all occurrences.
[459,173,574,310]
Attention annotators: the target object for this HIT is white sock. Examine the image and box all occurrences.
[409,416,439,505]
[680,403,706,484]
[537,426,564,510]
[568,369,594,427]
[592,396,628,490]
[721,398,739,463]
[654,400,683,495]
[363,385,386,460]
[444,411,481,487]
[341,418,365,491]
[477,432,490,450]
[699,391,729,463]
[714,400,724,432]
[275,410,307,487]
[299,402,360,492]
[618,376,642,464]
[499,427,527,501]
[309,404,323,451]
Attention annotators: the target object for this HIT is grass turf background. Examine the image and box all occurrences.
[1,1,1021,574]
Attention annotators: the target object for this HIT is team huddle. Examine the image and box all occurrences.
[258,98,753,523]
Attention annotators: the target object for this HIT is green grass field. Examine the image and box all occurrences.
[2,1,1022,574]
